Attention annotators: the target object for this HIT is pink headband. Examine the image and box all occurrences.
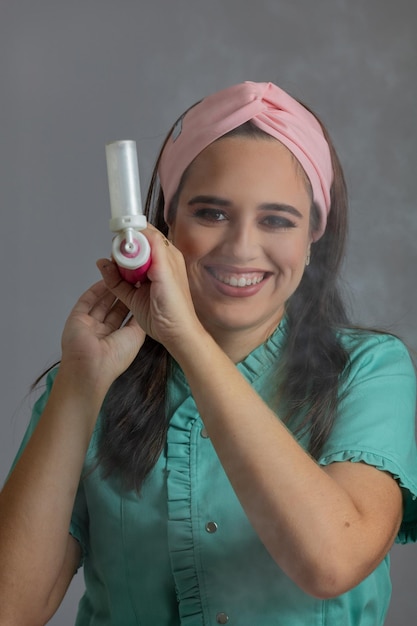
[158,81,333,239]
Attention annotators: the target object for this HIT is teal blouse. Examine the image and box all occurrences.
[14,325,417,625]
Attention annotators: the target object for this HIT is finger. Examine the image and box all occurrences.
[124,314,146,339]
[89,290,120,322]
[78,283,128,326]
[144,226,173,251]
[69,279,132,328]
[102,298,132,332]
[140,228,185,283]
[96,259,141,310]
[145,224,171,246]
[70,281,112,317]
[106,319,147,365]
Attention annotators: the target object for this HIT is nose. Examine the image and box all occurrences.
[223,218,260,261]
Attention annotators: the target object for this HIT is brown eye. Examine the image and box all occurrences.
[194,208,228,222]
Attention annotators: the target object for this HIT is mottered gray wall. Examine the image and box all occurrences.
[1,1,416,623]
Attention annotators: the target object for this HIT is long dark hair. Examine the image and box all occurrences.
[97,106,352,491]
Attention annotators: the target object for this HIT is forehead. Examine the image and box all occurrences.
[181,136,312,200]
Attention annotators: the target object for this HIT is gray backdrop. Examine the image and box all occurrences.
[1,1,416,624]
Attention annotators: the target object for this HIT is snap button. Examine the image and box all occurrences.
[200,426,209,438]
[216,612,229,624]
[205,521,218,533]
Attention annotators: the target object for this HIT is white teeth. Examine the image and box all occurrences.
[215,273,264,287]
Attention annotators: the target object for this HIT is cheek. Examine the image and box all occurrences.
[174,235,205,263]
[169,219,198,260]
[172,221,217,263]
[271,238,309,271]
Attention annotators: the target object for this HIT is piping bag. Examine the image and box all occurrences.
[105,140,151,284]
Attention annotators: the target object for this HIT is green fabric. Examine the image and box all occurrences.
[14,324,417,625]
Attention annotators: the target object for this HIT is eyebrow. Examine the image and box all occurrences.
[187,195,304,219]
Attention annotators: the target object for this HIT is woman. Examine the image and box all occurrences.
[1,81,417,625]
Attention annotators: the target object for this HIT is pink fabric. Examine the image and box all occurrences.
[158,81,333,239]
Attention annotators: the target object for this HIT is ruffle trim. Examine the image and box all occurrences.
[166,398,204,625]
[237,318,286,383]
[164,320,286,624]
[170,318,286,391]
[319,449,417,544]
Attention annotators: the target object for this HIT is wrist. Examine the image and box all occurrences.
[53,360,111,411]
[167,324,223,375]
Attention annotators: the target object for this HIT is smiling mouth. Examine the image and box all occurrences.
[209,269,266,287]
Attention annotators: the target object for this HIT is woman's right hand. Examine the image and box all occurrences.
[59,280,146,394]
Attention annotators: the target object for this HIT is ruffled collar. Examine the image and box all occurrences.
[171,317,287,389]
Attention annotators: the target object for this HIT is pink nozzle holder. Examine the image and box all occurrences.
[111,231,152,284]
[118,261,152,284]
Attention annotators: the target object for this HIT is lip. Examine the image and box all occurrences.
[205,265,271,298]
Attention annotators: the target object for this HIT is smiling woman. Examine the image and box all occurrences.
[169,137,312,354]
[1,81,417,626]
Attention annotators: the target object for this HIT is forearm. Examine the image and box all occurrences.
[172,330,400,596]
[0,367,106,618]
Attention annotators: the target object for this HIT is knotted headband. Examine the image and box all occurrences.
[158,81,333,239]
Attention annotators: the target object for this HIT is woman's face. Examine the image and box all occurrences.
[169,136,313,347]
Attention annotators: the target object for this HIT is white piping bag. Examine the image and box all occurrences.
[105,140,151,284]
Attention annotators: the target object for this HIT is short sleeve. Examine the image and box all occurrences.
[318,332,417,543]
[8,368,59,473]
[7,367,89,567]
